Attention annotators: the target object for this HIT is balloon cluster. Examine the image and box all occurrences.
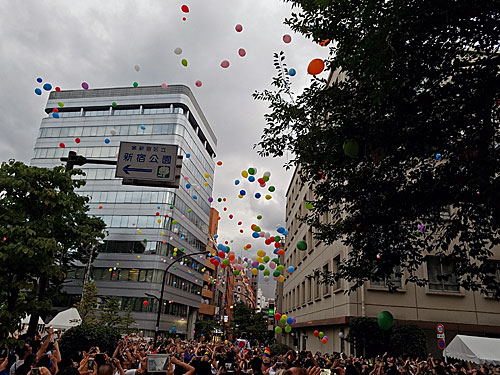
[274,313,295,334]
[313,330,329,345]
[237,168,275,200]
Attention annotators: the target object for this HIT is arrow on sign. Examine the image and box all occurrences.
[123,165,153,175]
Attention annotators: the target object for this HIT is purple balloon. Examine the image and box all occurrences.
[292,317,296,324]
[324,336,328,340]
[208,197,214,202]
[81,82,89,90]
[251,261,259,267]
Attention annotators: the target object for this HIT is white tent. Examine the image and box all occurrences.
[444,335,500,365]
[47,308,82,330]
[21,315,45,326]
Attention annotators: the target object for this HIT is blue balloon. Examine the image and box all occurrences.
[287,267,295,274]
[248,176,255,182]
[255,193,261,199]
[52,112,60,118]
[34,88,42,95]
[252,232,260,238]
[283,229,289,236]
[214,234,219,239]
[186,153,191,158]
[240,190,246,196]
[288,68,296,76]
[273,249,279,254]
[36,77,43,83]
[157,206,161,209]
[43,83,52,91]
[214,256,221,262]
[186,183,191,189]
[217,244,226,251]
[277,227,285,234]
[172,327,176,331]
[104,138,110,144]
[435,154,441,160]
[140,125,146,130]
[181,236,185,241]
[286,317,294,324]
[235,179,240,185]
[192,194,197,200]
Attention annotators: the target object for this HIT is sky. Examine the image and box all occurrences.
[0,0,328,298]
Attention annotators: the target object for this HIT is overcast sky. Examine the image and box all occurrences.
[0,0,328,298]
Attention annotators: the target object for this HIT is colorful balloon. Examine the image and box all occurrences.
[134,64,140,72]
[174,47,183,55]
[34,88,42,95]
[297,240,307,251]
[238,48,246,57]
[43,83,52,91]
[307,59,325,75]
[235,24,243,32]
[377,311,394,331]
[289,68,296,76]
[221,60,230,68]
[181,59,188,67]
[161,83,168,89]
[283,34,292,44]
[181,4,189,12]
[81,82,89,90]
[195,80,203,87]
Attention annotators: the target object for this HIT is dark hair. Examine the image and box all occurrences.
[15,355,36,375]
[37,354,51,369]
[58,367,80,375]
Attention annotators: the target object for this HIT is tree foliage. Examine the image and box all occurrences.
[254,1,500,297]
[194,319,220,340]
[231,305,271,344]
[75,282,99,324]
[390,324,427,359]
[0,161,106,347]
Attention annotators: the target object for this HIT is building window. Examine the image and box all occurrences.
[427,256,459,292]
[315,272,321,299]
[301,281,306,305]
[484,260,500,297]
[371,266,402,289]
[323,263,330,296]
[307,277,312,302]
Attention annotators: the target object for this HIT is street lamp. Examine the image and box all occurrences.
[150,250,211,348]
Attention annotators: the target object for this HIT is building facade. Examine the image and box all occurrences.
[31,85,217,338]
[279,166,500,355]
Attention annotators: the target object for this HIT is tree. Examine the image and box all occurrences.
[119,305,137,334]
[99,296,123,328]
[0,160,106,347]
[59,323,120,362]
[390,325,427,359]
[346,317,387,357]
[230,304,253,337]
[194,319,219,340]
[230,305,271,345]
[254,1,500,297]
[74,282,99,324]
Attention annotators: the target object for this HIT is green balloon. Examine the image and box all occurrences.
[258,264,265,270]
[275,326,282,334]
[58,102,64,107]
[343,139,359,158]
[277,265,284,272]
[272,258,280,264]
[285,325,292,333]
[262,175,269,182]
[133,82,139,88]
[234,270,240,275]
[172,219,178,224]
[257,215,262,220]
[305,202,314,210]
[170,205,174,209]
[377,311,394,331]
[254,225,261,232]
[274,235,281,242]
[248,167,256,175]
[279,317,286,325]
[173,252,177,256]
[273,270,281,277]
[223,259,230,266]
[188,209,192,213]
[269,186,276,192]
[319,332,324,338]
[181,59,188,66]
[263,255,270,263]
[263,269,270,276]
[143,239,148,243]
[297,240,307,251]
[179,248,184,252]
[112,102,117,107]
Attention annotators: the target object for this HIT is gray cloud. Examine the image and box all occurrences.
[0,0,328,299]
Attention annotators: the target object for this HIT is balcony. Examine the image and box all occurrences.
[199,303,215,315]
[202,289,214,299]
[205,259,216,271]
[203,273,211,282]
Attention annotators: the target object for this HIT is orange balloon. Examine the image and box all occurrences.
[307,59,325,75]
[277,249,285,255]
[321,338,328,344]
[318,39,330,47]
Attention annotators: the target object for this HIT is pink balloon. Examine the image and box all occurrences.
[195,80,202,87]
[235,24,243,32]
[238,48,246,57]
[269,262,276,269]
[81,82,89,90]
[220,60,230,69]
[161,83,168,89]
[283,34,292,44]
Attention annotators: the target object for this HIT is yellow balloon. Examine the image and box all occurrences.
[161,232,165,236]
[256,256,263,263]
[241,170,249,178]
[279,275,285,282]
[108,268,112,272]
[265,195,272,200]
[225,340,228,344]
[251,268,258,275]
[204,182,208,186]
[204,173,210,178]
[137,255,141,259]
[157,219,162,223]
[238,194,243,199]
[138,230,142,234]
[174,248,178,252]
[282,314,288,320]
[257,249,265,257]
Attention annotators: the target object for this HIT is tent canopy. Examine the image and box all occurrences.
[21,315,45,325]
[47,308,81,330]
[444,335,500,365]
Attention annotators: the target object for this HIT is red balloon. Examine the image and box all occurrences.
[274,242,281,248]
[55,87,61,92]
[265,238,273,245]
[322,338,328,344]
[75,138,81,144]
[239,341,245,348]
[275,313,282,321]
[156,212,160,216]
[143,300,148,306]
[59,143,65,148]
[212,260,220,267]
[218,251,226,259]
[314,330,319,337]
[181,4,189,13]
[53,108,59,113]
[307,59,325,75]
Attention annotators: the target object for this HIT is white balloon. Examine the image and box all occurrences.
[174,47,183,55]
[264,276,270,282]
[110,129,117,136]
[264,232,271,239]
[134,64,140,72]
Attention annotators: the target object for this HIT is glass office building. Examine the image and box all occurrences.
[31,85,217,338]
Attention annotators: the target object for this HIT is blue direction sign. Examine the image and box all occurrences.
[116,142,178,182]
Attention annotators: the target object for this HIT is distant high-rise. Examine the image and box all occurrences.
[31,85,217,338]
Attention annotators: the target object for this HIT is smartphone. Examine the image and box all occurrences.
[88,358,95,371]
[32,368,41,375]
[321,370,331,375]
[147,354,170,374]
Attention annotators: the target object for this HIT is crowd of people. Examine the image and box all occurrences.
[1,329,498,375]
